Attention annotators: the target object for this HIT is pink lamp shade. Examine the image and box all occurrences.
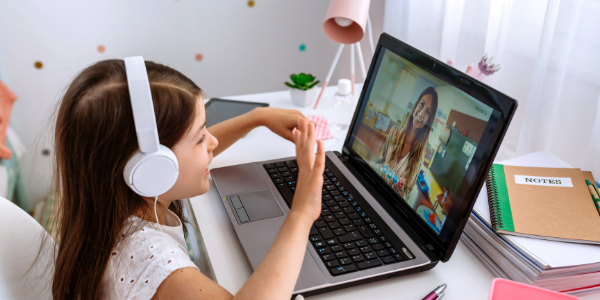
[323,0,370,44]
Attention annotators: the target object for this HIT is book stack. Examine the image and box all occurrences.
[461,152,600,296]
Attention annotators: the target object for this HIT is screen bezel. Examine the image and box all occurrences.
[342,33,517,262]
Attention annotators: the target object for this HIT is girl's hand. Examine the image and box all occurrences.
[289,118,325,223]
[255,107,306,142]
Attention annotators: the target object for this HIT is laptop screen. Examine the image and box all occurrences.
[347,47,495,241]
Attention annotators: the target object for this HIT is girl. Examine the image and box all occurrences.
[374,86,438,198]
[50,59,324,299]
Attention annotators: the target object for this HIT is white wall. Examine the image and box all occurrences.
[0,0,385,208]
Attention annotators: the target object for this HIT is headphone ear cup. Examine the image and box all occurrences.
[123,145,179,197]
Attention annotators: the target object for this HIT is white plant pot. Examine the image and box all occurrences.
[290,88,318,107]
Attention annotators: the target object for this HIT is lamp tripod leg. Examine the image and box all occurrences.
[355,42,367,82]
[367,15,375,54]
[314,44,344,109]
[350,44,355,95]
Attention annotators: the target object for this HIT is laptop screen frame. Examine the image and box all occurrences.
[341,33,517,262]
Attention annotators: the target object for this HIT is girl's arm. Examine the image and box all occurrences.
[152,119,324,300]
[207,107,305,157]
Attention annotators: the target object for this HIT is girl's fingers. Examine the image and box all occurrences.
[314,140,325,171]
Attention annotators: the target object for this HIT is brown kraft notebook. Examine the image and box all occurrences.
[486,164,600,244]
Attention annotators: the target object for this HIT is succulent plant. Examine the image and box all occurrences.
[284,73,320,90]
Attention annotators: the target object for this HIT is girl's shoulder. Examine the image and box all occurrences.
[101,217,197,299]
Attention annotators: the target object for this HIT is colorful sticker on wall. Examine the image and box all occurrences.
[247,0,255,7]
[97,45,106,53]
[195,53,203,61]
[299,44,306,52]
[34,61,43,69]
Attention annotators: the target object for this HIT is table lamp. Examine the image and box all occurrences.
[314,0,374,109]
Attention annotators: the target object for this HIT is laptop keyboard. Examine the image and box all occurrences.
[263,159,415,276]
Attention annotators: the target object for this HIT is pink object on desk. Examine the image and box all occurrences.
[489,279,578,300]
[307,115,333,140]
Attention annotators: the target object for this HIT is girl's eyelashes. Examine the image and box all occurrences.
[198,134,206,144]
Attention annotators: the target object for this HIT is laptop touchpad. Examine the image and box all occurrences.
[228,189,283,224]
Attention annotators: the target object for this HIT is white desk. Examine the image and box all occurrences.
[190,85,598,299]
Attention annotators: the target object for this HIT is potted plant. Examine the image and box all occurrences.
[285,73,320,107]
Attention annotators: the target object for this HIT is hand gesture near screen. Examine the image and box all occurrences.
[290,118,325,223]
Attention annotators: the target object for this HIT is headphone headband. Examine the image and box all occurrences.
[124,56,160,153]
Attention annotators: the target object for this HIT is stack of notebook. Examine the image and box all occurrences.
[461,151,600,296]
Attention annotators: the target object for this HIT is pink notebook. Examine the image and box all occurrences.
[489,279,578,300]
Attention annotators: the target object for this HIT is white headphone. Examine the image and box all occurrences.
[123,56,179,197]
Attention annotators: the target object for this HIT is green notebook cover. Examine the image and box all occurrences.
[486,164,515,233]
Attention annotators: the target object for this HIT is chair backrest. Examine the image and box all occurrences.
[0,197,54,300]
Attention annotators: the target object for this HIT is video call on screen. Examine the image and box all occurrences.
[349,48,494,239]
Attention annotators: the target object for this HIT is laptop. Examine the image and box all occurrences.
[210,33,517,297]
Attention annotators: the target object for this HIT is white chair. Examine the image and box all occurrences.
[0,196,54,300]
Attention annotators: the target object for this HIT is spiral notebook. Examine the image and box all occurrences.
[486,164,600,244]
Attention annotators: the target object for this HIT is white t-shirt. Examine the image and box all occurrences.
[100,211,198,299]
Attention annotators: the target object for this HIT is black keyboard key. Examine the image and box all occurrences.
[285,160,297,168]
[334,182,342,187]
[366,237,379,244]
[372,244,385,251]
[310,226,319,236]
[275,162,285,168]
[347,213,360,220]
[384,242,393,248]
[356,258,383,270]
[334,196,345,202]
[309,236,322,242]
[321,208,332,216]
[324,200,336,207]
[338,231,362,243]
[264,163,275,169]
[355,206,364,213]
[350,201,359,207]
[314,241,326,248]
[353,219,365,226]
[359,212,368,218]
[378,236,388,242]
[322,188,328,195]
[290,167,298,172]
[343,207,355,214]
[319,227,335,239]
[334,251,348,259]
[346,197,355,202]
[347,248,360,256]
[333,228,346,236]
[355,240,368,247]
[382,256,396,264]
[267,168,279,174]
[284,176,294,181]
[389,248,399,254]
[331,177,338,182]
[278,167,288,172]
[338,217,351,225]
[323,174,327,180]
[364,217,373,224]
[343,224,356,232]
[330,206,342,213]
[342,191,350,197]
[376,249,390,256]
[321,254,335,261]
[364,252,377,260]
[357,225,374,238]
[326,260,339,268]
[331,245,343,252]
[330,264,356,275]
[287,181,296,187]
[351,254,365,262]
[368,224,378,230]
[273,178,284,184]
[330,190,341,196]
[334,212,346,219]
[343,242,356,249]
[322,194,332,201]
[323,215,336,222]
[317,247,331,255]
[324,168,331,172]
[339,258,352,265]
[325,238,338,246]
[359,246,373,253]
[328,221,341,229]
[324,179,332,185]
[315,220,327,228]
[270,173,281,179]
[326,185,337,191]
[393,254,405,261]
[373,229,383,236]
[339,201,350,208]
[326,172,334,177]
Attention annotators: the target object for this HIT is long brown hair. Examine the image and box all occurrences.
[379,86,438,194]
[49,59,202,299]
